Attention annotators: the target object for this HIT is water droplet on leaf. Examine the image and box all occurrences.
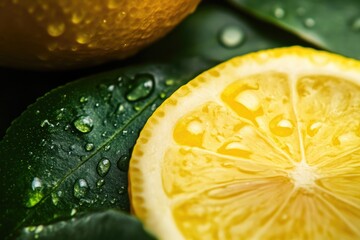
[126,74,155,101]
[73,178,89,199]
[96,179,105,187]
[274,7,285,19]
[85,143,95,151]
[73,116,94,133]
[26,177,44,208]
[79,96,88,103]
[351,17,360,31]
[117,155,129,172]
[303,18,316,28]
[97,158,111,177]
[218,25,245,48]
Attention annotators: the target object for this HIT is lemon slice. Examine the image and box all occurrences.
[129,46,360,239]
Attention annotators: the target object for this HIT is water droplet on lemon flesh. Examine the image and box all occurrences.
[129,46,360,239]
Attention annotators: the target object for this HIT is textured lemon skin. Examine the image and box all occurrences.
[0,0,200,70]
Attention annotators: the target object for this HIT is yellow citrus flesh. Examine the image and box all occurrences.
[0,0,200,70]
[129,46,360,239]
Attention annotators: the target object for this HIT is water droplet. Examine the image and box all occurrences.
[71,208,77,216]
[165,79,175,86]
[118,185,126,195]
[79,96,88,103]
[47,22,65,37]
[71,11,85,24]
[96,179,105,187]
[26,177,44,208]
[126,74,155,102]
[51,192,59,205]
[104,145,111,151]
[97,158,111,177]
[274,7,285,19]
[269,116,294,137]
[235,91,260,111]
[40,119,54,128]
[85,143,95,151]
[31,177,42,190]
[73,116,94,133]
[218,25,245,48]
[73,178,89,199]
[303,18,316,28]
[159,92,167,99]
[116,104,125,113]
[307,121,322,137]
[133,103,142,111]
[76,33,91,44]
[117,155,129,172]
[107,85,115,92]
[351,17,360,31]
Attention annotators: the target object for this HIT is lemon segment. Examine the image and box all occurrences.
[129,46,360,239]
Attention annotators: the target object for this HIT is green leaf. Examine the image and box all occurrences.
[17,209,156,240]
[227,0,360,59]
[0,1,308,239]
[0,59,209,240]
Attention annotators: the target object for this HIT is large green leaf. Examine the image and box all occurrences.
[227,0,360,59]
[18,209,156,240]
[0,59,209,240]
[0,1,308,239]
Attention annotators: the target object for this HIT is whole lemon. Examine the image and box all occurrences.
[0,0,201,70]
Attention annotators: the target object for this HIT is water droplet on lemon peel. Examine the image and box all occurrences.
[0,0,201,70]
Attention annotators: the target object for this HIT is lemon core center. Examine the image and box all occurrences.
[288,161,318,189]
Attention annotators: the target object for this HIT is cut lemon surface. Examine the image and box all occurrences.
[129,46,360,239]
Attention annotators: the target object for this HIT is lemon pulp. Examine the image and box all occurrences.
[130,46,360,239]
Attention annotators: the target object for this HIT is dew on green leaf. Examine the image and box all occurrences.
[71,208,77,216]
[117,103,125,113]
[273,6,285,19]
[104,145,111,151]
[165,79,175,86]
[107,84,115,92]
[133,103,142,111]
[85,142,95,151]
[97,158,111,177]
[96,179,105,188]
[351,17,360,31]
[218,25,245,48]
[118,185,126,195]
[126,74,155,101]
[303,17,316,28]
[73,116,94,133]
[26,177,44,208]
[73,178,89,199]
[40,119,54,128]
[79,96,88,103]
[117,155,129,172]
[159,92,167,99]
[51,192,59,206]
